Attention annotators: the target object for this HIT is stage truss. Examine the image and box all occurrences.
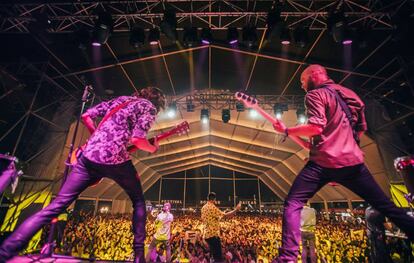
[0,0,404,33]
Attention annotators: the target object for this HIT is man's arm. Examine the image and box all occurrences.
[81,100,111,134]
[272,122,322,148]
[285,124,323,138]
[81,113,96,134]
[130,137,158,154]
[223,202,242,217]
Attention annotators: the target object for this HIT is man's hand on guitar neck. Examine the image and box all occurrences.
[272,120,287,134]
[272,121,323,150]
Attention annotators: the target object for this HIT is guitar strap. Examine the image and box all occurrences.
[96,98,139,130]
[323,85,360,146]
[82,98,139,149]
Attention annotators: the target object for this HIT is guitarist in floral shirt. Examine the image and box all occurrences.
[0,87,166,263]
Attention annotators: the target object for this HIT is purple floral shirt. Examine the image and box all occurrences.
[82,96,157,164]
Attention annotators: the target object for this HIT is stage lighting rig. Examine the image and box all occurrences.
[186,100,195,112]
[293,27,309,48]
[273,103,288,120]
[327,7,352,44]
[236,102,245,112]
[227,27,239,45]
[129,26,145,48]
[296,108,307,124]
[148,28,160,45]
[201,109,210,124]
[266,7,282,39]
[201,28,213,44]
[222,109,231,123]
[91,12,113,46]
[183,27,199,47]
[242,26,258,47]
[167,102,177,118]
[160,9,177,42]
[280,27,291,45]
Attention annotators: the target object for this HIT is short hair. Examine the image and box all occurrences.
[133,86,166,112]
[301,64,328,79]
[207,192,216,201]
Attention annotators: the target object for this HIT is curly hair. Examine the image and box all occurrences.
[133,87,166,112]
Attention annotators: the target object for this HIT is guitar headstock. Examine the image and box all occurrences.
[235,92,258,109]
[174,121,190,136]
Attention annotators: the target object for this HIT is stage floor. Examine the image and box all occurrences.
[8,254,131,262]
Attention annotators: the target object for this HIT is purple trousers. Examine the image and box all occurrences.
[278,161,414,262]
[0,156,146,261]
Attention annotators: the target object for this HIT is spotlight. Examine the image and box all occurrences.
[201,109,209,123]
[296,108,307,124]
[293,27,309,48]
[222,109,231,123]
[327,9,352,44]
[280,27,291,45]
[227,27,239,45]
[201,28,213,44]
[166,102,177,118]
[186,100,195,112]
[342,28,353,45]
[148,28,160,45]
[183,27,199,47]
[236,102,245,112]
[242,26,258,47]
[129,26,145,48]
[266,7,282,39]
[273,103,288,120]
[160,9,177,42]
[249,109,258,118]
[91,12,113,46]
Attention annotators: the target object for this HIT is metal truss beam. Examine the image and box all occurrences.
[0,0,397,33]
[170,89,305,111]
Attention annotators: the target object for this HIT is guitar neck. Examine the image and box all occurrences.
[155,129,176,142]
[253,105,309,150]
[128,128,179,153]
[254,106,279,124]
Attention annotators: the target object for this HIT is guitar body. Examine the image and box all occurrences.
[70,145,85,166]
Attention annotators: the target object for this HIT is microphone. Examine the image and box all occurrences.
[82,85,94,102]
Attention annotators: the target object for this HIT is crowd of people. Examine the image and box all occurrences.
[41,210,378,262]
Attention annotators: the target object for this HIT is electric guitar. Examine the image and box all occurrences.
[234,92,309,149]
[70,121,190,165]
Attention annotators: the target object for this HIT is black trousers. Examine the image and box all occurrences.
[278,161,414,261]
[301,231,316,263]
[205,236,223,262]
[0,156,146,261]
[367,233,392,263]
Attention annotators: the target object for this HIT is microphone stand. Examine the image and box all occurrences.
[40,85,94,257]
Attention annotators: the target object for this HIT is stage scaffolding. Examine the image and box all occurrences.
[0,0,401,33]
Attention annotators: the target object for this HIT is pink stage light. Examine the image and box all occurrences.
[342,39,352,45]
